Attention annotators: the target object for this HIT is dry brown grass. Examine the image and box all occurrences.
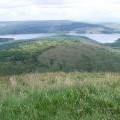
[0,72,120,94]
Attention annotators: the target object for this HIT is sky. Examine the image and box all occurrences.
[0,0,120,22]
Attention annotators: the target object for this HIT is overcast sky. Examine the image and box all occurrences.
[0,0,120,22]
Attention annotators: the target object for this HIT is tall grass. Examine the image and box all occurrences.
[0,72,120,120]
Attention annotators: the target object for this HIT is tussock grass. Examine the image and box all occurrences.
[0,72,120,120]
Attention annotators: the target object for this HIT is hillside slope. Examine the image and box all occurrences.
[0,37,120,75]
[0,36,120,75]
[37,39,120,72]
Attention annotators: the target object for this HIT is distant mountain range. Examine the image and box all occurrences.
[0,20,120,35]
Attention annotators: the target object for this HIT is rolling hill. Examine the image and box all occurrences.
[0,20,118,35]
[0,36,120,75]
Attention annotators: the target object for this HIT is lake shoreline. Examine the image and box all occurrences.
[0,33,120,43]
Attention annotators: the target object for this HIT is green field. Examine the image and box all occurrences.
[0,72,120,120]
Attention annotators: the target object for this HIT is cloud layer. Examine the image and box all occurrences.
[0,0,120,22]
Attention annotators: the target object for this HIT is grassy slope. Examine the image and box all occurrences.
[0,72,120,120]
[0,36,120,75]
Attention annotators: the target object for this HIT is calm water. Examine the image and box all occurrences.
[0,33,120,43]
[78,34,120,43]
[69,32,120,43]
[0,33,56,40]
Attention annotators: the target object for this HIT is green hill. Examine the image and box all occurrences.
[0,36,120,75]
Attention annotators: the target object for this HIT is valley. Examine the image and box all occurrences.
[1,0,120,119]
[0,21,120,120]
